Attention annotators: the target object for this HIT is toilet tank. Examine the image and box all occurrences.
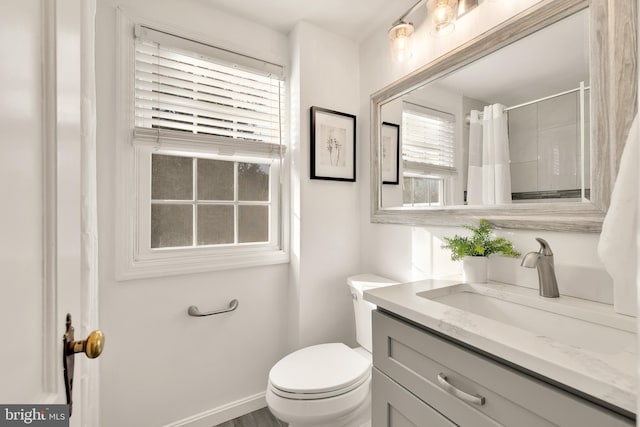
[347,274,398,352]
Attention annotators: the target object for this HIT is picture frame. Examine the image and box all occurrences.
[310,106,356,182]
[381,122,400,185]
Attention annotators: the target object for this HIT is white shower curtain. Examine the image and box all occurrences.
[482,104,512,204]
[466,110,483,205]
[467,104,512,205]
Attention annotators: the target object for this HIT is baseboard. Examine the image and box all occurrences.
[162,392,266,427]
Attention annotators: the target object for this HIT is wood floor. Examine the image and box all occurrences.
[215,407,287,427]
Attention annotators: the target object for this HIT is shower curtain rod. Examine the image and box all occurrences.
[505,84,590,112]
[465,83,590,123]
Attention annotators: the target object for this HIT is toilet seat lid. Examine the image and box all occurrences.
[269,343,370,395]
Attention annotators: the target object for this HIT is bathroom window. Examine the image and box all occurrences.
[401,103,455,206]
[116,19,288,279]
[149,155,273,248]
[403,175,444,207]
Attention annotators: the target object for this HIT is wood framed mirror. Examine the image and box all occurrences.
[370,0,636,232]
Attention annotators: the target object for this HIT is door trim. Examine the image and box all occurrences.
[42,0,60,400]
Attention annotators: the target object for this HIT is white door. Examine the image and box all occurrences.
[0,1,99,425]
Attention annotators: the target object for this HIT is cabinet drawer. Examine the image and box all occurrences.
[372,368,456,427]
[372,310,633,427]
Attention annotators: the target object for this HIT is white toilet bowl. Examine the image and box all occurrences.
[266,343,371,427]
[265,274,397,427]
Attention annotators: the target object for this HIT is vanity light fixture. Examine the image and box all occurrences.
[388,0,479,61]
[430,0,458,35]
[388,0,426,61]
[389,0,427,61]
[388,21,415,62]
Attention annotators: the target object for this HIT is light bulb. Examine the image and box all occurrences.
[431,0,457,35]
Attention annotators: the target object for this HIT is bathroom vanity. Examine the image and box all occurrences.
[365,280,636,427]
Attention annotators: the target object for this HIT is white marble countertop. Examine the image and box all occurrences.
[364,279,637,415]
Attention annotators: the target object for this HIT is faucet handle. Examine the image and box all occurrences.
[535,238,553,256]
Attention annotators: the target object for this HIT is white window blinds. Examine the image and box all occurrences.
[134,25,284,147]
[402,102,455,171]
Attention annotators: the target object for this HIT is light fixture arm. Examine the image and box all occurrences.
[393,0,427,26]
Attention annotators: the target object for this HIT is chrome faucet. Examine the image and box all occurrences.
[521,238,559,298]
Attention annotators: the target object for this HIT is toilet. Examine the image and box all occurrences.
[266,274,397,427]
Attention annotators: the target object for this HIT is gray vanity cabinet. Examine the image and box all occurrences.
[371,310,634,427]
[372,368,456,427]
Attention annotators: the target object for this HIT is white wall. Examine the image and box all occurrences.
[288,21,362,350]
[96,1,291,425]
[358,0,615,304]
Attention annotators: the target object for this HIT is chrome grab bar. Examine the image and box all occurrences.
[437,373,486,406]
[188,299,239,317]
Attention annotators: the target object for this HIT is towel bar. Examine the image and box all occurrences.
[187,299,239,317]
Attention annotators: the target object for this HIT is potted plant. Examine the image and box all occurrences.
[442,219,520,283]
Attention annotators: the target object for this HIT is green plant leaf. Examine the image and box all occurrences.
[441,219,521,262]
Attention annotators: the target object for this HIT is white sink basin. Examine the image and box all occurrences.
[417,283,636,355]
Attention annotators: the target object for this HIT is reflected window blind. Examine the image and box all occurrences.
[402,102,455,170]
[134,26,284,146]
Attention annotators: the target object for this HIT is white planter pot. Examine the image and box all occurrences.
[462,256,488,283]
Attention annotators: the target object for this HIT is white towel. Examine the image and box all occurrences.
[598,115,638,316]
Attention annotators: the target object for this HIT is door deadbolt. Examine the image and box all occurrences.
[63,313,104,417]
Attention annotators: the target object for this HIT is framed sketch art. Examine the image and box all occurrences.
[381,122,400,185]
[310,106,356,182]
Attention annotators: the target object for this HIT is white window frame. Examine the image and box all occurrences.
[115,11,289,280]
[402,174,445,207]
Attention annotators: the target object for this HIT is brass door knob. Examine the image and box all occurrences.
[85,330,104,359]
[68,330,105,359]
[63,314,105,417]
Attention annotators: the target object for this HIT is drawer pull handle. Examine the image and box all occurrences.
[437,373,486,406]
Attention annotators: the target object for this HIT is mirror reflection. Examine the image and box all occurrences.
[380,8,590,209]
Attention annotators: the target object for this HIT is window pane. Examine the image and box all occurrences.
[152,154,193,200]
[238,163,270,201]
[413,178,429,204]
[403,177,412,204]
[151,204,193,248]
[198,205,234,245]
[198,159,234,201]
[238,205,268,243]
[429,179,440,204]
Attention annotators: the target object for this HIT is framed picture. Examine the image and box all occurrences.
[381,122,400,185]
[310,106,356,182]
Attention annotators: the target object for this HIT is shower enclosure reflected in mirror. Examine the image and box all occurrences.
[380,8,590,209]
[371,0,637,232]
